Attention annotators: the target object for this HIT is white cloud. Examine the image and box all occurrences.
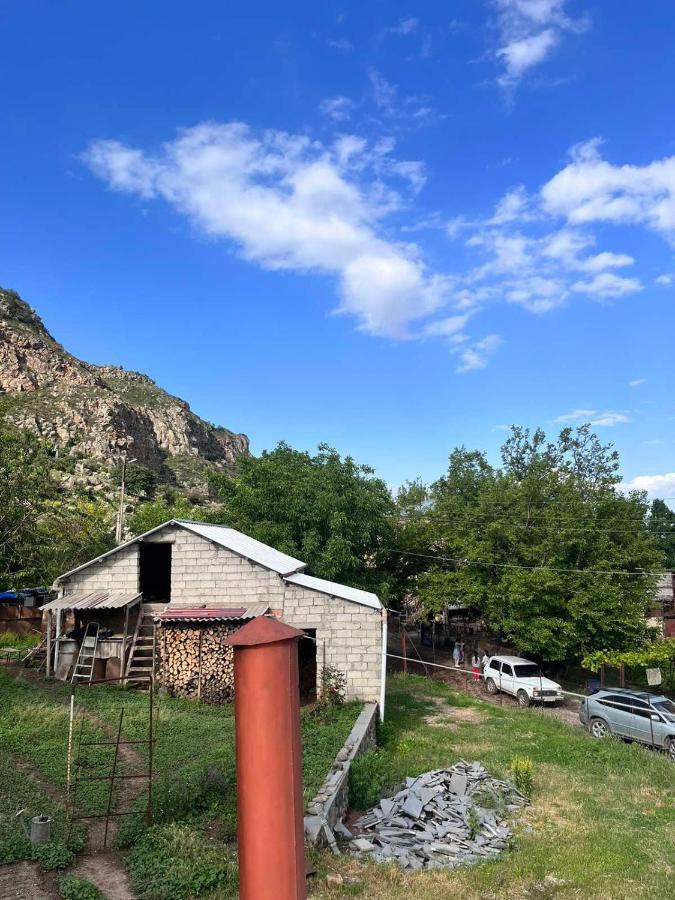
[571,271,642,299]
[386,17,420,36]
[656,273,675,286]
[493,0,590,90]
[319,96,354,121]
[541,139,675,240]
[367,69,437,124]
[555,408,630,427]
[628,378,647,388]
[455,334,502,373]
[327,38,354,52]
[622,472,675,501]
[85,123,447,339]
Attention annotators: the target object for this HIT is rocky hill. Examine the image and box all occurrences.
[0,287,249,496]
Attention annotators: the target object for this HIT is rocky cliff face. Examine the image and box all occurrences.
[0,287,249,493]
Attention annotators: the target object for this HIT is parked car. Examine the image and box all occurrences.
[483,655,563,706]
[579,688,675,759]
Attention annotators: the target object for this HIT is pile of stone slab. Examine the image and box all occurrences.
[350,760,528,871]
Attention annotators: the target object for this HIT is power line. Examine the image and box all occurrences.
[383,547,668,578]
[389,514,675,535]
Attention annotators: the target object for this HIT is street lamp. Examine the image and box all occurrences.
[115,450,138,544]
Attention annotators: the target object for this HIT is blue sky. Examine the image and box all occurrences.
[2,1,675,495]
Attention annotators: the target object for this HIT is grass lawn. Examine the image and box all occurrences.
[310,674,675,900]
[0,668,361,897]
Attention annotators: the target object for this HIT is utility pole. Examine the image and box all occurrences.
[115,450,137,544]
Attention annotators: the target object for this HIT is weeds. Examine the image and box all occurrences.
[58,875,104,900]
[509,756,535,797]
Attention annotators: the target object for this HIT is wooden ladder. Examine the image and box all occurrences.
[71,622,100,683]
[124,608,157,685]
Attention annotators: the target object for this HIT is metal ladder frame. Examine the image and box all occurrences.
[71,622,100,683]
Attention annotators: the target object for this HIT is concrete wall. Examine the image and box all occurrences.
[282,582,382,703]
[64,543,139,594]
[60,523,383,704]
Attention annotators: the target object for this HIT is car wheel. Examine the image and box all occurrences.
[517,689,531,708]
[666,737,675,762]
[485,677,498,695]
[590,717,610,739]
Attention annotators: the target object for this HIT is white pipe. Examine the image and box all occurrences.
[54,610,62,675]
[379,609,388,722]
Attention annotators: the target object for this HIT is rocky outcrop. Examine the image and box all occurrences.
[0,287,249,491]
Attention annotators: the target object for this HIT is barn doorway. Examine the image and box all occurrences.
[139,543,171,602]
[298,629,317,704]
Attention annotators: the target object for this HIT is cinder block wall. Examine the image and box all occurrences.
[169,529,285,607]
[60,524,383,704]
[64,544,139,594]
[282,583,382,704]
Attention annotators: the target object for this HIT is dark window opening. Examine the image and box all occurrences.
[298,629,317,704]
[139,543,171,602]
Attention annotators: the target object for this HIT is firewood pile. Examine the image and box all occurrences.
[159,623,238,703]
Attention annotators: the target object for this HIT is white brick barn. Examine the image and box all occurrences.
[50,520,386,710]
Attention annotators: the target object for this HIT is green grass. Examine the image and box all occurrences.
[0,631,42,653]
[59,875,104,899]
[314,674,675,900]
[0,671,118,863]
[74,685,360,845]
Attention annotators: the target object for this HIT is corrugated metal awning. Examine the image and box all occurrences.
[157,602,270,623]
[42,591,142,613]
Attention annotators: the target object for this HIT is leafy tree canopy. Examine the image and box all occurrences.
[648,499,675,569]
[0,414,114,587]
[398,426,664,662]
[208,442,396,595]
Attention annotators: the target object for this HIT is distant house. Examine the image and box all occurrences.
[649,573,675,638]
[45,520,386,709]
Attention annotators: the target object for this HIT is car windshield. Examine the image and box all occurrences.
[514,664,541,678]
[651,698,675,721]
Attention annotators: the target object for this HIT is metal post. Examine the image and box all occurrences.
[46,611,52,678]
[224,617,306,900]
[401,619,407,674]
[197,629,203,702]
[122,605,129,683]
[115,451,128,545]
[66,694,75,796]
[147,677,154,825]
[103,709,125,849]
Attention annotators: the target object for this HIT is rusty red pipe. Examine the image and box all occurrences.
[224,617,307,900]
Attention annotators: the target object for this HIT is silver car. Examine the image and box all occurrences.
[579,688,675,759]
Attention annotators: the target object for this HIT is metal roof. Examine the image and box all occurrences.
[177,521,305,576]
[42,591,142,612]
[55,519,306,582]
[158,602,270,623]
[283,572,382,610]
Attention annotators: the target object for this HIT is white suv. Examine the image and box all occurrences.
[483,655,563,707]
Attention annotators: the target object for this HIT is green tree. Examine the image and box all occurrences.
[0,414,115,586]
[208,442,395,595]
[648,499,675,569]
[127,492,204,535]
[416,427,663,662]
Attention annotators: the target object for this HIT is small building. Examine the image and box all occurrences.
[649,573,675,638]
[47,519,386,707]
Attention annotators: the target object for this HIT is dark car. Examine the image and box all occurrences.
[579,688,675,760]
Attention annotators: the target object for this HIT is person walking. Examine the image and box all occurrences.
[471,653,481,682]
[452,641,460,668]
[459,642,465,668]
[480,649,489,671]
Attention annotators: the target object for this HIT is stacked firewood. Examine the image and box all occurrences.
[158,623,238,703]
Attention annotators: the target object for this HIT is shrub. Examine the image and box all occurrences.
[349,750,391,810]
[32,841,74,871]
[314,665,347,718]
[510,755,535,797]
[59,875,104,900]
[128,823,238,899]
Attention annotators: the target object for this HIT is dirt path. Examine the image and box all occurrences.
[0,861,58,900]
[2,666,146,899]
[390,637,583,728]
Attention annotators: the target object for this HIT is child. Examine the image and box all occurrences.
[452,642,461,667]
[471,653,481,682]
